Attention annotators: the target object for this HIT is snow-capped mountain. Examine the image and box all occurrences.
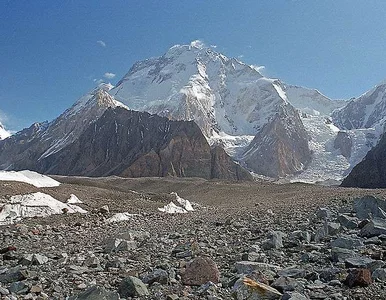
[279,84,378,183]
[332,81,386,131]
[283,84,347,116]
[0,123,11,140]
[0,83,251,180]
[110,42,315,177]
[111,42,293,137]
[0,84,126,170]
[2,41,386,183]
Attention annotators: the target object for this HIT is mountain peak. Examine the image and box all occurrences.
[0,122,11,140]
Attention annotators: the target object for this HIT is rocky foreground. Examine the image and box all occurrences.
[1,177,386,299]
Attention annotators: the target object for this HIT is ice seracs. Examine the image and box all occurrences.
[158,192,194,214]
[0,192,87,225]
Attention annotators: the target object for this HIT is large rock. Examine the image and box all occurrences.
[372,268,386,281]
[331,247,357,263]
[330,236,363,250]
[19,254,49,266]
[353,196,386,219]
[232,277,282,300]
[360,219,386,237]
[118,276,149,298]
[345,268,372,288]
[69,286,119,300]
[104,238,137,253]
[261,231,286,249]
[271,276,298,293]
[337,214,358,229]
[0,268,26,284]
[181,257,220,286]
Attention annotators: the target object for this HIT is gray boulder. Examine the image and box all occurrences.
[337,214,358,229]
[69,286,119,300]
[360,219,386,237]
[118,276,149,298]
[331,247,357,263]
[232,277,282,299]
[330,236,363,249]
[372,268,386,281]
[262,231,286,250]
[354,196,386,219]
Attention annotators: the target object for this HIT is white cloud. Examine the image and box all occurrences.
[210,44,217,49]
[190,40,205,49]
[238,54,244,59]
[250,65,266,73]
[93,78,104,84]
[0,109,9,124]
[104,72,116,79]
[97,40,106,47]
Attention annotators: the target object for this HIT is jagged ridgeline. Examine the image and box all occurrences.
[3,42,386,182]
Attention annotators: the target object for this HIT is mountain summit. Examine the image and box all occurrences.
[0,122,10,140]
[109,42,316,177]
[2,41,386,182]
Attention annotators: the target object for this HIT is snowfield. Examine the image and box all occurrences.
[0,192,87,225]
[0,170,60,188]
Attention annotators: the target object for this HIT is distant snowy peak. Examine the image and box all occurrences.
[282,84,346,116]
[110,42,292,137]
[0,123,11,140]
[332,81,386,130]
[64,83,125,118]
[38,85,128,159]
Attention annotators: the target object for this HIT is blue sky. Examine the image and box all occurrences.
[2,0,386,131]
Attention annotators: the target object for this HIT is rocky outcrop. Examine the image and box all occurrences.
[1,107,251,181]
[241,106,311,178]
[0,85,122,171]
[210,146,253,181]
[341,132,386,188]
[334,131,353,159]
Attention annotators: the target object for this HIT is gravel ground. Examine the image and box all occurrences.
[1,176,386,299]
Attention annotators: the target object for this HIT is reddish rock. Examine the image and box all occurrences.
[181,257,220,286]
[0,246,16,254]
[345,268,372,287]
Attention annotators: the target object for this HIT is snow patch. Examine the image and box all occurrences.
[0,123,11,140]
[106,212,139,223]
[158,202,188,214]
[0,192,87,225]
[0,170,60,188]
[158,192,195,214]
[66,194,83,204]
[171,192,194,211]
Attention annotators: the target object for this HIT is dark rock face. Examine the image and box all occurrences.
[242,106,311,178]
[341,133,386,188]
[334,131,352,159]
[0,107,251,181]
[0,87,118,171]
[210,146,253,181]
